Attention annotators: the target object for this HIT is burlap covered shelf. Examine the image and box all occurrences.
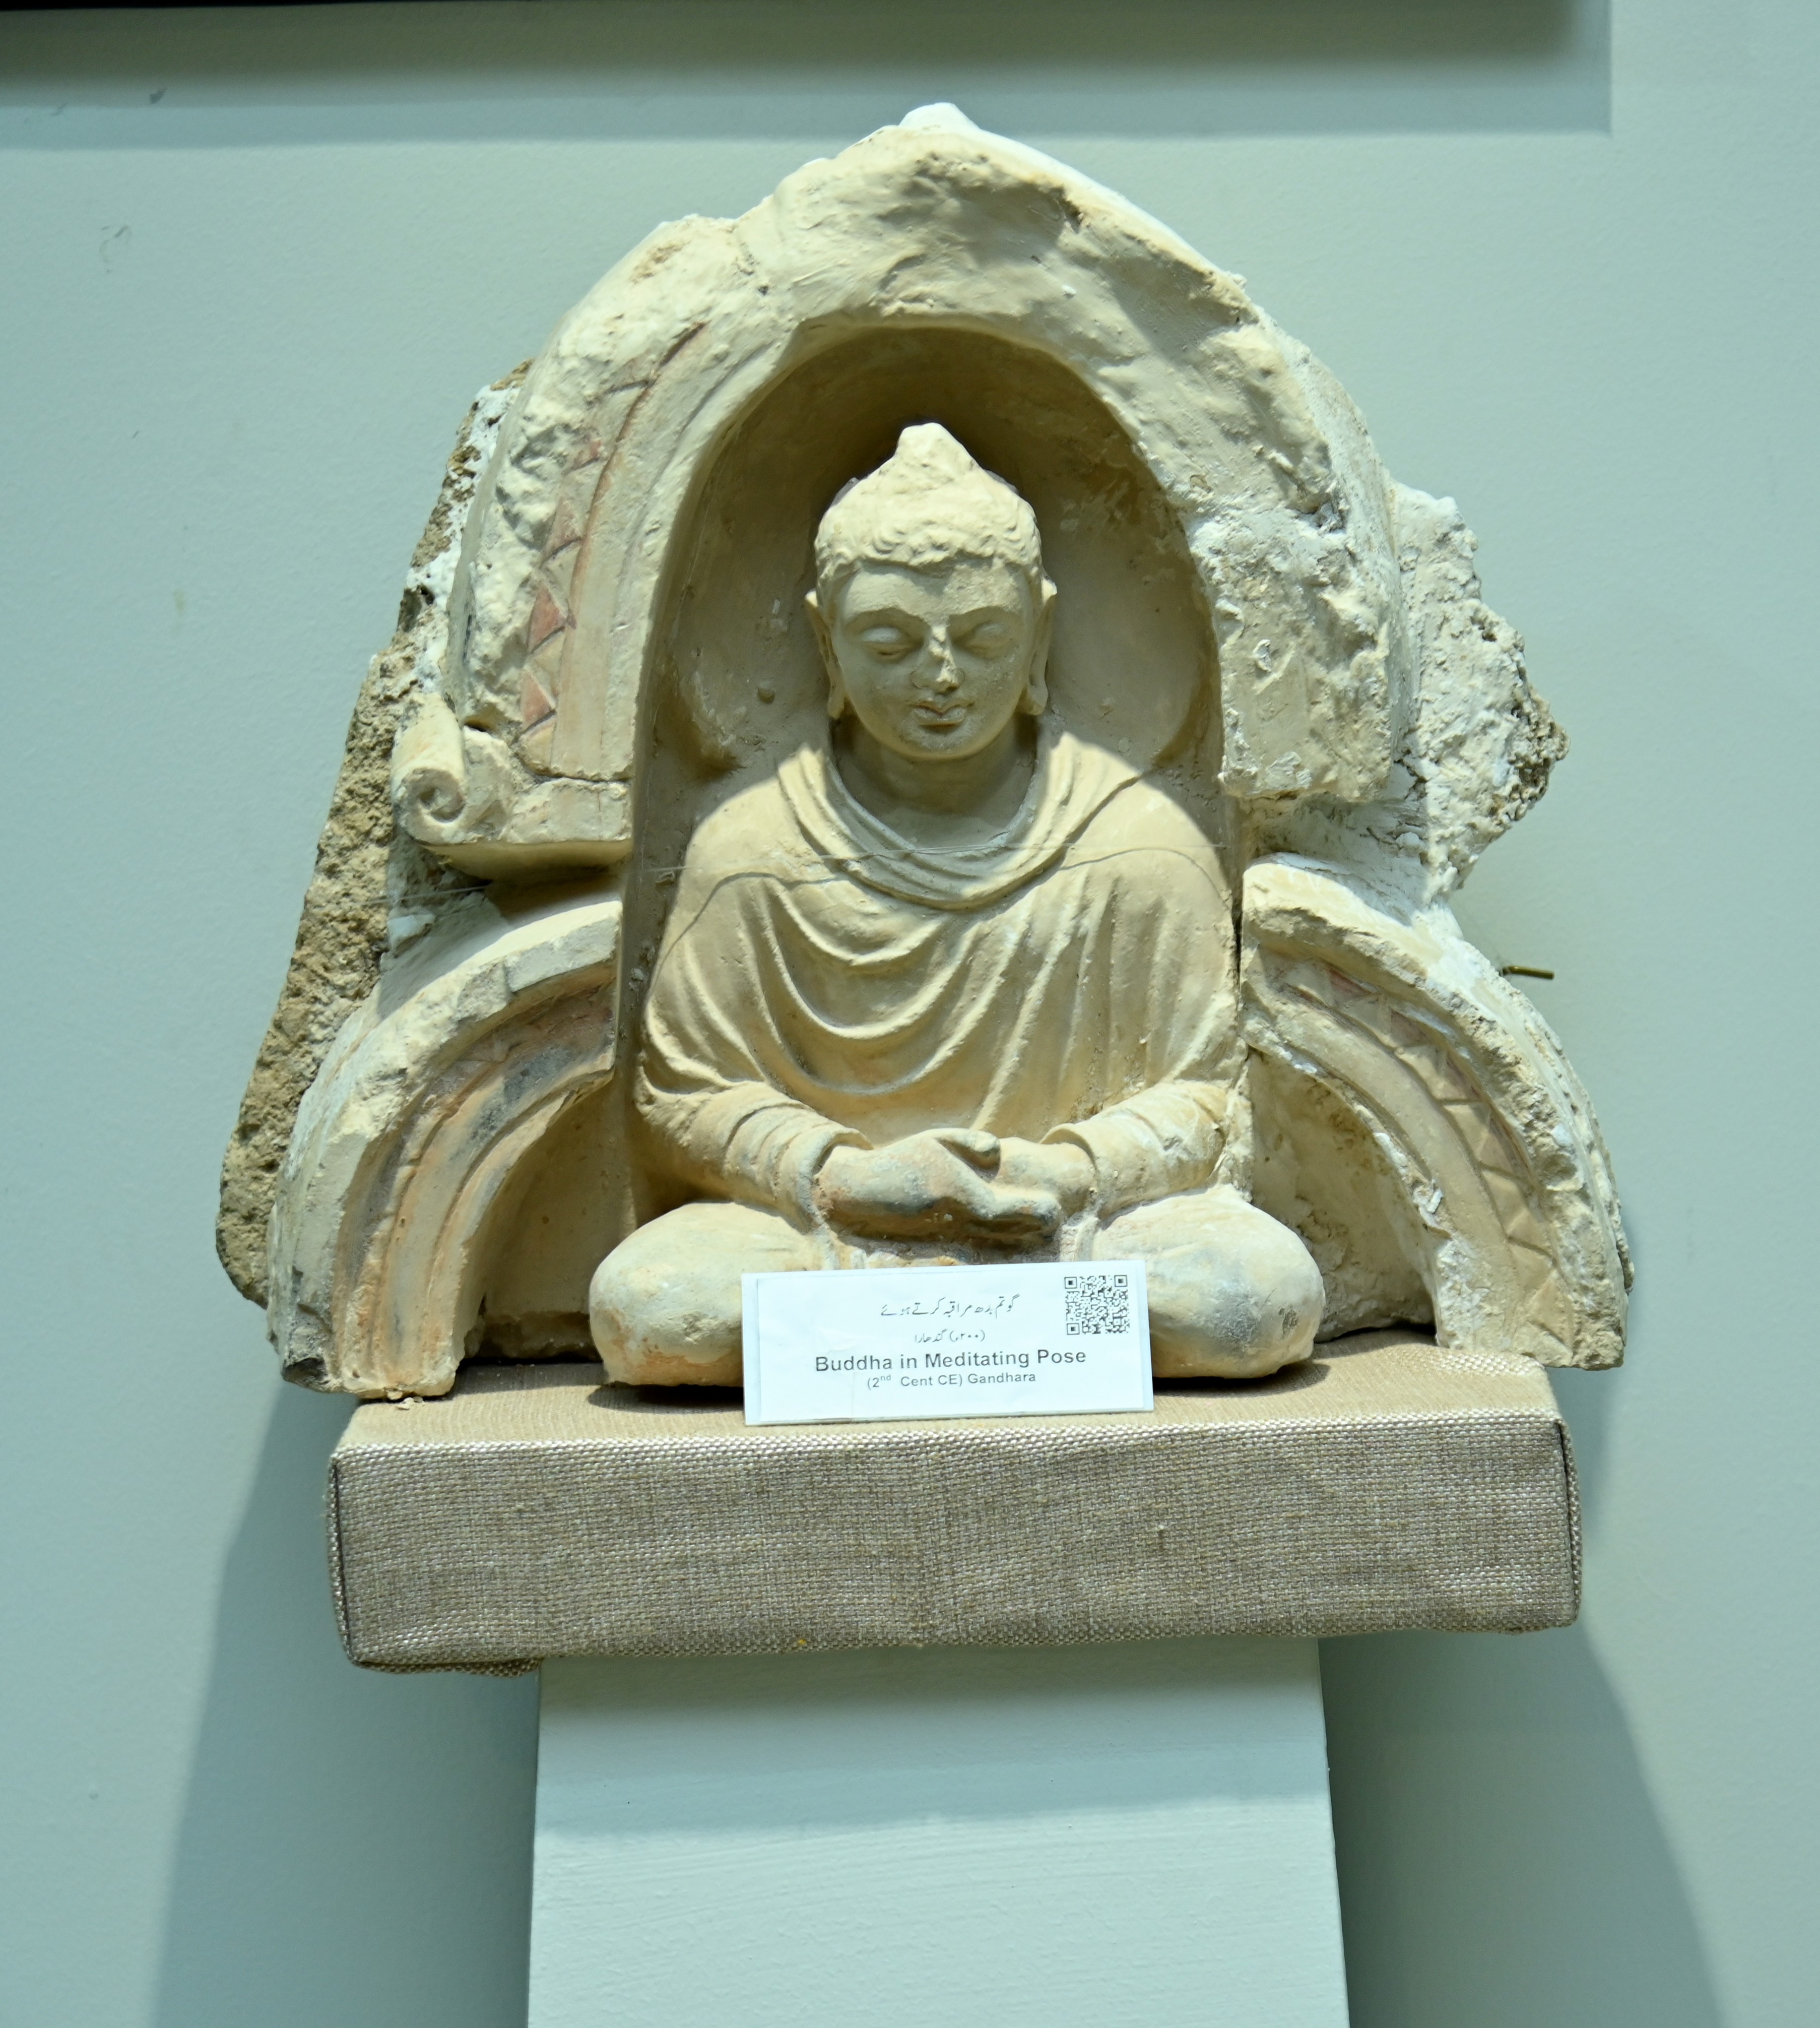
[326,1329,1579,1671]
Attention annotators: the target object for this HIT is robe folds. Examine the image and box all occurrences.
[636,723,1242,1231]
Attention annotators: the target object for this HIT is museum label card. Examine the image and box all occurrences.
[742,1259,1152,1425]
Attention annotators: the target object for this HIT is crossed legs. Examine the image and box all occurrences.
[589,1186,1323,1388]
[1092,1186,1323,1379]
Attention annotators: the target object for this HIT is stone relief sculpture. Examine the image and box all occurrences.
[595,424,1322,1385]
[220,106,1629,1402]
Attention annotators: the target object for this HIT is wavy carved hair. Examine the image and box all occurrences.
[813,423,1046,598]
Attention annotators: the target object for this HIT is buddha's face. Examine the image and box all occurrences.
[811,554,1051,763]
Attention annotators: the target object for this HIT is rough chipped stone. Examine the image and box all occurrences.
[224,110,1627,1409]
[215,370,525,1304]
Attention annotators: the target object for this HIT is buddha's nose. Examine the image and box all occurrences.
[928,641,962,690]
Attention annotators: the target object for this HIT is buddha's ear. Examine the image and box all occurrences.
[1022,576,1058,717]
[805,589,848,720]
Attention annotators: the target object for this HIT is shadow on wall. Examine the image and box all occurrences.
[0,0,1609,142]
[153,1383,538,2028]
[1326,1621,1721,2028]
[1324,1348,1717,2028]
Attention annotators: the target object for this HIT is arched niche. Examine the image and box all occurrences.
[628,322,1227,963]
[422,108,1410,887]
[655,326,1216,782]
[470,325,1231,1339]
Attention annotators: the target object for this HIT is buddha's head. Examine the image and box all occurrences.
[808,425,1056,764]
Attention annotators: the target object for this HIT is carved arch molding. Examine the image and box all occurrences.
[222,108,1627,1397]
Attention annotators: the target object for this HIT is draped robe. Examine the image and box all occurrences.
[636,724,1242,1235]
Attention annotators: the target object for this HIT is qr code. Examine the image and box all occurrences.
[1063,1271,1130,1337]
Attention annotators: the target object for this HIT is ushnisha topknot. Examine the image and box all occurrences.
[814,423,1045,595]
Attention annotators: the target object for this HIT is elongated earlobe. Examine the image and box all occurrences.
[1022,577,1058,717]
[805,589,848,720]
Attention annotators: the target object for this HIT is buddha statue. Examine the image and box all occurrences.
[589,424,1324,1387]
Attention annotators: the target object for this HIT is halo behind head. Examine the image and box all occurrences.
[814,424,1045,597]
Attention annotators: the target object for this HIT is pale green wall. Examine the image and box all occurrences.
[2,5,1811,2023]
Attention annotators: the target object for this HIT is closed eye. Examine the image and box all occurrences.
[858,625,917,659]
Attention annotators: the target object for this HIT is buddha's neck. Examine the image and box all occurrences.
[834,718,1037,849]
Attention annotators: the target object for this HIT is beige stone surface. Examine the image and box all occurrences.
[226,105,1629,1402]
[215,370,524,1304]
[591,423,1322,1385]
[328,1330,1580,1668]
